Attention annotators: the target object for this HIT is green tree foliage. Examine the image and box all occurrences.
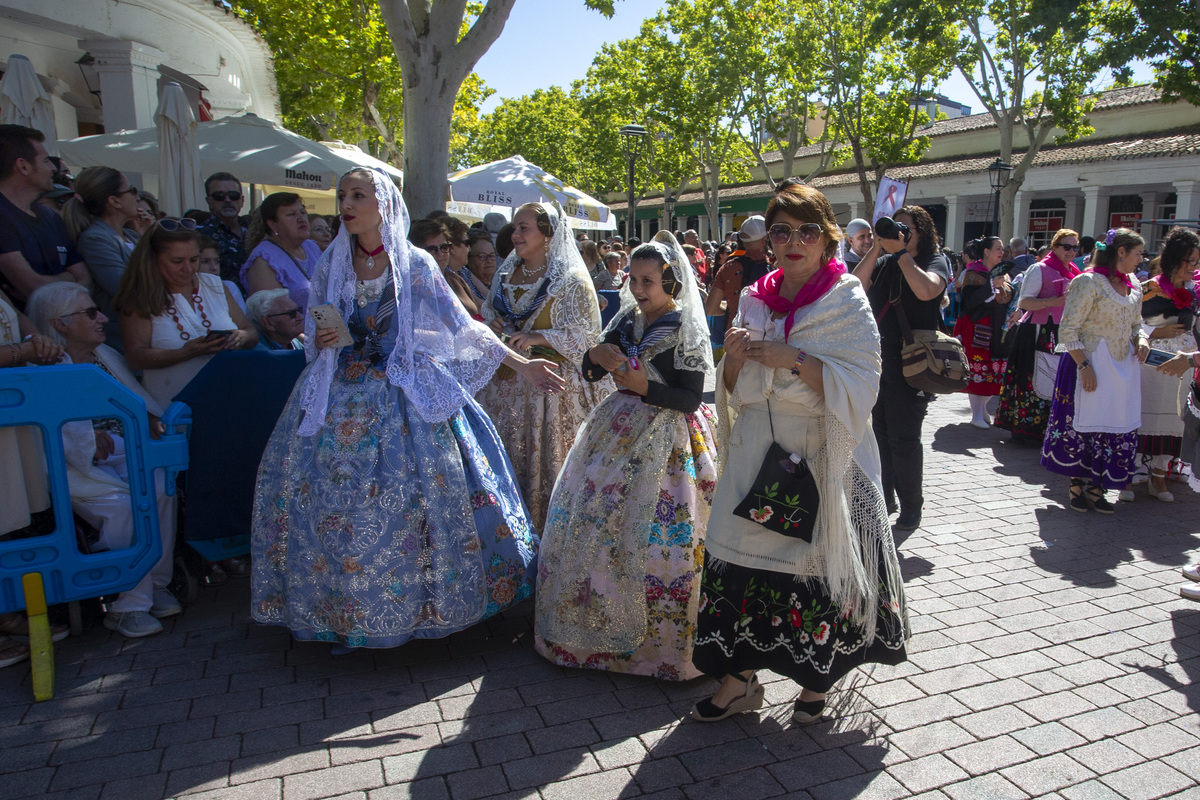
[461,87,591,188]
[1102,0,1200,106]
[233,0,491,167]
[820,0,950,208]
[883,0,1115,238]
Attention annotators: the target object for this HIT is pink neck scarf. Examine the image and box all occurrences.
[964,259,990,276]
[748,257,847,333]
[1089,264,1133,289]
[1040,251,1080,283]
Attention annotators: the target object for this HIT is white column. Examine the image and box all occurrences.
[943,194,964,252]
[1173,181,1200,224]
[1080,186,1110,241]
[846,200,863,221]
[1062,195,1081,234]
[721,213,733,238]
[698,216,710,241]
[1139,191,1162,250]
[78,39,166,132]
[1012,190,1031,240]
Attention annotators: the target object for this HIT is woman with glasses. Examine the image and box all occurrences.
[114,219,258,408]
[479,202,609,530]
[1124,226,1200,502]
[409,218,480,316]
[460,229,498,304]
[240,192,321,314]
[854,205,952,532]
[691,181,906,722]
[954,236,1013,428]
[995,229,1081,443]
[63,167,142,344]
[26,282,180,638]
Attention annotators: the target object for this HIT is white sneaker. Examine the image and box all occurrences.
[1182,564,1200,583]
[1182,584,1200,602]
[104,611,163,638]
[150,588,182,619]
[1117,490,1135,502]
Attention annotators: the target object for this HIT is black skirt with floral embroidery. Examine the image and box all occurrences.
[692,551,907,693]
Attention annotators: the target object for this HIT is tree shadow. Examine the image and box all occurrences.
[1119,608,1200,716]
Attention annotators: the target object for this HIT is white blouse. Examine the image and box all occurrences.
[142,273,237,409]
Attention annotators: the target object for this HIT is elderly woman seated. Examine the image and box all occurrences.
[246,289,304,351]
[26,282,180,639]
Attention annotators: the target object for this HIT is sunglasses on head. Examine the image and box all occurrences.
[154,218,198,232]
[59,306,100,321]
[208,191,242,202]
[768,222,823,246]
[424,243,452,255]
[267,307,303,320]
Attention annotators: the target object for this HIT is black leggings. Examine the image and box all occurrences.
[872,366,931,519]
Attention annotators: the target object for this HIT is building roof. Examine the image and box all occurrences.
[614,122,1200,213]
[757,84,1164,167]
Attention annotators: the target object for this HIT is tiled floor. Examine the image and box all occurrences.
[3,394,1198,800]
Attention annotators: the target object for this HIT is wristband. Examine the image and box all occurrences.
[791,350,807,376]
[1077,359,1091,370]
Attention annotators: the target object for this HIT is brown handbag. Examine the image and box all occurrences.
[885,276,969,394]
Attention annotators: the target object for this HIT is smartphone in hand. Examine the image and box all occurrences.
[204,330,233,342]
[1145,348,1175,367]
[310,304,354,348]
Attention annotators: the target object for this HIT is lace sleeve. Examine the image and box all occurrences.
[1055,274,1098,353]
[543,271,602,363]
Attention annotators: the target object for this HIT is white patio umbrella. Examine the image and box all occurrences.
[155,82,204,217]
[1,55,57,155]
[447,155,614,230]
[58,114,402,196]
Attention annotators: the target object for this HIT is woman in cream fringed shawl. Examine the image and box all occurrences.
[689,182,909,724]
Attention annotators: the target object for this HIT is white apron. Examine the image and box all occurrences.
[1073,339,1141,434]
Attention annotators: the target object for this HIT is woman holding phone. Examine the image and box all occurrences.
[250,168,565,652]
[995,229,1080,442]
[1125,226,1200,502]
[115,219,257,408]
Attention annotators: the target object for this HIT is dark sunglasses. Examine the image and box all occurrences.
[59,306,100,321]
[1058,243,1080,251]
[154,218,198,232]
[208,191,242,202]
[424,243,452,255]
[768,223,823,246]
[267,308,303,320]
[114,186,139,199]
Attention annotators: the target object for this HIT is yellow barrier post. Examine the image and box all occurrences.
[21,573,54,701]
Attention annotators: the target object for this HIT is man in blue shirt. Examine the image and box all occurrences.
[0,125,91,309]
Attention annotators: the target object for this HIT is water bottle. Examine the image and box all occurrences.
[778,452,802,474]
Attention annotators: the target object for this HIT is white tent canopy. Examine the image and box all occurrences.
[58,114,401,206]
[447,155,614,230]
[1,54,57,156]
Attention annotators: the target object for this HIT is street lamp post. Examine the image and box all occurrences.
[619,124,647,242]
[987,158,1013,237]
[663,189,676,234]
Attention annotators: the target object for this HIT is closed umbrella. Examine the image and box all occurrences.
[0,55,57,155]
[447,155,614,230]
[155,82,204,217]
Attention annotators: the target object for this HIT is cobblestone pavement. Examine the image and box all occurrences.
[3,394,1199,800]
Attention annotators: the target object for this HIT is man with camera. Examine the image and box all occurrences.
[853,208,952,533]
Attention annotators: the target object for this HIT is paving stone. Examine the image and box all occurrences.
[885,721,975,759]
[49,748,163,791]
[888,754,970,794]
[97,772,169,800]
[953,705,1040,738]
[1010,722,1089,755]
[1066,740,1144,775]
[942,773,1031,800]
[807,771,908,800]
[444,765,506,800]
[677,738,775,781]
[283,760,385,800]
[630,757,693,793]
[1115,722,1200,759]
[525,719,601,755]
[999,752,1096,795]
[1098,761,1195,800]
[680,766,784,800]
[231,749,331,785]
[541,768,642,800]
[767,749,864,793]
[1060,707,1145,741]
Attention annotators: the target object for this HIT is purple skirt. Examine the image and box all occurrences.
[1040,353,1138,489]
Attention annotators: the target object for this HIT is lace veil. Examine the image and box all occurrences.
[481,202,603,363]
[298,167,508,436]
[602,230,714,375]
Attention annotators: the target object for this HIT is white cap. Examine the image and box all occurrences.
[739,215,767,242]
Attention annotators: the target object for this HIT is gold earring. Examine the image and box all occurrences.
[544,240,550,252]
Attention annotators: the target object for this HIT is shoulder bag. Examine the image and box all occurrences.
[884,271,969,394]
[731,401,820,542]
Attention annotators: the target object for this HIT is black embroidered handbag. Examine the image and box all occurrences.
[731,403,821,542]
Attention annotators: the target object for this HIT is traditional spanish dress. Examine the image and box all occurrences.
[534,308,719,680]
[478,230,610,530]
[954,261,1009,396]
[1136,272,1199,469]
[1041,272,1144,488]
[693,270,908,692]
[995,254,1078,440]
[251,169,538,648]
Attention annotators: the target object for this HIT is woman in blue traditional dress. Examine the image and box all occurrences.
[534,231,719,680]
[250,168,566,651]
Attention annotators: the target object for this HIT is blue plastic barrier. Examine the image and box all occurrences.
[0,365,188,612]
[598,289,621,327]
